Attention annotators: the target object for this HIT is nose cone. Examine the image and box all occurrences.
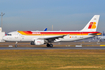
[3,36,7,41]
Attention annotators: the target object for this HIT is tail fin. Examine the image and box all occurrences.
[44,28,47,31]
[81,15,100,32]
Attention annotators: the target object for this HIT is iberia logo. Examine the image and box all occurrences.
[88,22,96,29]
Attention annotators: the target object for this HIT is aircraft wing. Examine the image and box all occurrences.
[45,35,65,42]
[39,35,65,43]
[44,35,65,39]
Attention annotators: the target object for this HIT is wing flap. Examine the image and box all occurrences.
[38,35,65,43]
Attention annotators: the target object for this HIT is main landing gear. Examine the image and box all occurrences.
[46,43,53,47]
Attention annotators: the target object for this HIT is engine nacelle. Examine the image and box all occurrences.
[31,39,45,45]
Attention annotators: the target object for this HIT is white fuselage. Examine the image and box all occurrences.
[3,31,95,42]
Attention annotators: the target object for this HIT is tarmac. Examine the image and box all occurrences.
[0,41,105,50]
[0,47,105,50]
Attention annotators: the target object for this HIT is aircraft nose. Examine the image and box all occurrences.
[3,36,7,41]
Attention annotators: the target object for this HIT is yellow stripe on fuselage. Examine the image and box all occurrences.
[18,31,27,35]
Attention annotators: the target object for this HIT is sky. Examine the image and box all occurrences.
[0,0,105,33]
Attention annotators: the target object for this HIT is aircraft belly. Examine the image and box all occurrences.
[60,35,94,41]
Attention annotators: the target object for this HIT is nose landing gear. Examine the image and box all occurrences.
[15,42,18,48]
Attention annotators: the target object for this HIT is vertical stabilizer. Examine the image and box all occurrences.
[81,15,100,32]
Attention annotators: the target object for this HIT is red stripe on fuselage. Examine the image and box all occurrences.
[22,31,100,35]
[40,32,99,34]
[20,31,100,35]
[23,31,32,34]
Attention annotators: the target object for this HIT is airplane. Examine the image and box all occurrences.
[44,28,47,31]
[97,31,105,41]
[3,15,101,47]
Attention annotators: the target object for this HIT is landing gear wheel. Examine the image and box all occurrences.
[15,42,18,48]
[47,44,53,47]
[50,44,53,47]
[47,44,50,47]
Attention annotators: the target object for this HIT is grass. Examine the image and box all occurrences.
[0,49,105,70]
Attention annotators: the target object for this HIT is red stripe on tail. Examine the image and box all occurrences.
[88,22,93,29]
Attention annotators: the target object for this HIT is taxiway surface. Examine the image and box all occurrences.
[0,47,105,50]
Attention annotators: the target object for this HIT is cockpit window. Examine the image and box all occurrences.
[6,34,12,36]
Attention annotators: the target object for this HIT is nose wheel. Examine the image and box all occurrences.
[15,42,18,48]
[46,43,53,47]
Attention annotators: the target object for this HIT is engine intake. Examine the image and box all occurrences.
[31,39,45,45]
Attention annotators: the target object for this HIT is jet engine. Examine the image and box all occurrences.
[31,39,45,45]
